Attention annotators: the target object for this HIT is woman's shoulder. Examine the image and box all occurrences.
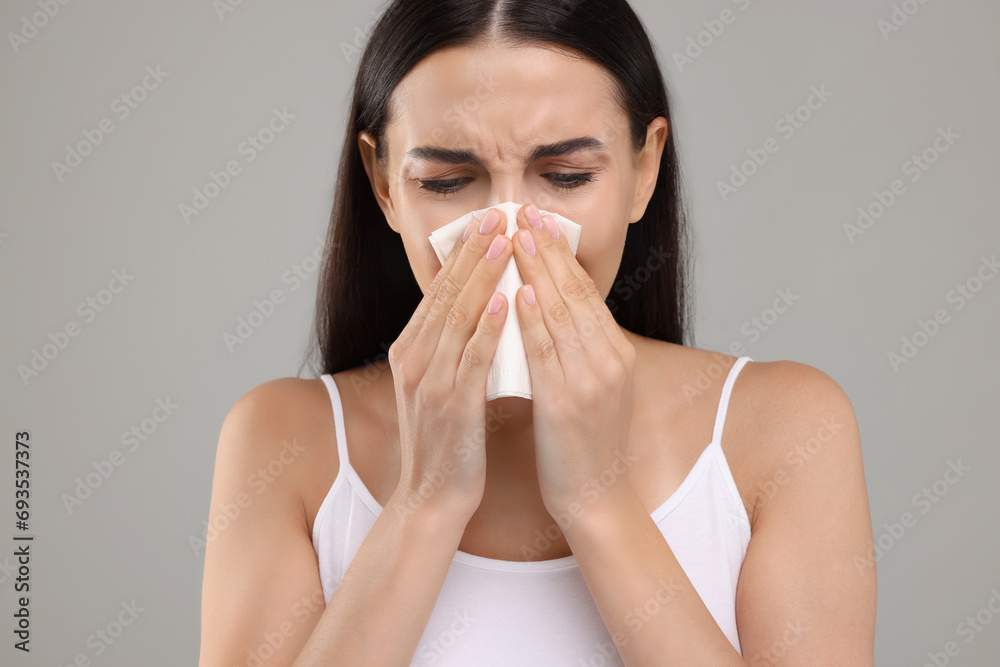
[216,374,342,533]
[646,342,860,527]
[220,375,335,442]
[648,341,854,424]
[703,350,859,530]
[646,341,843,389]
[715,350,857,447]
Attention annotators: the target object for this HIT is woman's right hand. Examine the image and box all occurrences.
[387,207,512,521]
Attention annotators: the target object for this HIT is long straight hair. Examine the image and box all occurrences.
[301,0,694,378]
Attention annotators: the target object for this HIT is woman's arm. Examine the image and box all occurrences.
[560,361,877,665]
[292,486,469,666]
[730,361,877,664]
[198,380,329,666]
[198,379,470,667]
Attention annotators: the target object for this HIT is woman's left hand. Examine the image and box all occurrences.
[511,204,638,522]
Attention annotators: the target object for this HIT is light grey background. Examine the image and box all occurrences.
[1,0,997,664]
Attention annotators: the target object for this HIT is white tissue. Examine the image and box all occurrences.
[427,201,583,401]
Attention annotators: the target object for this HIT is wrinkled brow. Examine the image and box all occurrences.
[406,136,609,166]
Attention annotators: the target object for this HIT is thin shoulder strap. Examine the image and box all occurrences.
[319,374,351,468]
[712,356,752,445]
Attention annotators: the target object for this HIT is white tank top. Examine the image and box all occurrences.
[312,356,753,665]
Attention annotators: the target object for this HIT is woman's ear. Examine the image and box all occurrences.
[627,117,669,224]
[358,130,399,233]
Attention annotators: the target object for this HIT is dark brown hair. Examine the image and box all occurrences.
[301,0,694,377]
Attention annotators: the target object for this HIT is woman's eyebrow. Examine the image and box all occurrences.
[527,137,608,161]
[405,136,608,166]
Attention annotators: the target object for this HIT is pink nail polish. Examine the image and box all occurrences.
[462,219,477,243]
[526,205,543,231]
[480,209,501,235]
[543,215,559,240]
[523,284,536,306]
[488,292,503,314]
[486,234,504,259]
[518,230,536,255]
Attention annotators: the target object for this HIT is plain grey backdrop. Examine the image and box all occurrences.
[2,0,998,664]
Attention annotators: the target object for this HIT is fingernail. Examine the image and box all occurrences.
[525,204,543,231]
[462,219,477,243]
[486,234,504,259]
[518,229,535,255]
[479,209,501,235]
[523,284,536,306]
[488,292,503,314]
[543,214,559,240]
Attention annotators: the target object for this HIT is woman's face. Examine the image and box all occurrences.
[359,40,668,301]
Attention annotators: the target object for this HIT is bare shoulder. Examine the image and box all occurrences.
[731,357,855,421]
[224,374,314,412]
[220,375,335,450]
[725,357,862,529]
[216,375,339,533]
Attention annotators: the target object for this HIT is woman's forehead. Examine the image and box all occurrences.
[388,42,628,158]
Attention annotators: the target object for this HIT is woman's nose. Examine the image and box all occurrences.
[487,178,532,208]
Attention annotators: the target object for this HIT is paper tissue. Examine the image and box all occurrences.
[427,201,583,401]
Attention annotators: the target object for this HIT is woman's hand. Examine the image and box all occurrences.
[511,204,638,521]
[387,208,512,521]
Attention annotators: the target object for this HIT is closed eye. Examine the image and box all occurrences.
[418,177,474,195]
[544,173,595,190]
[418,173,596,195]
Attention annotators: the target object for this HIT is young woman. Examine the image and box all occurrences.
[200,1,876,664]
